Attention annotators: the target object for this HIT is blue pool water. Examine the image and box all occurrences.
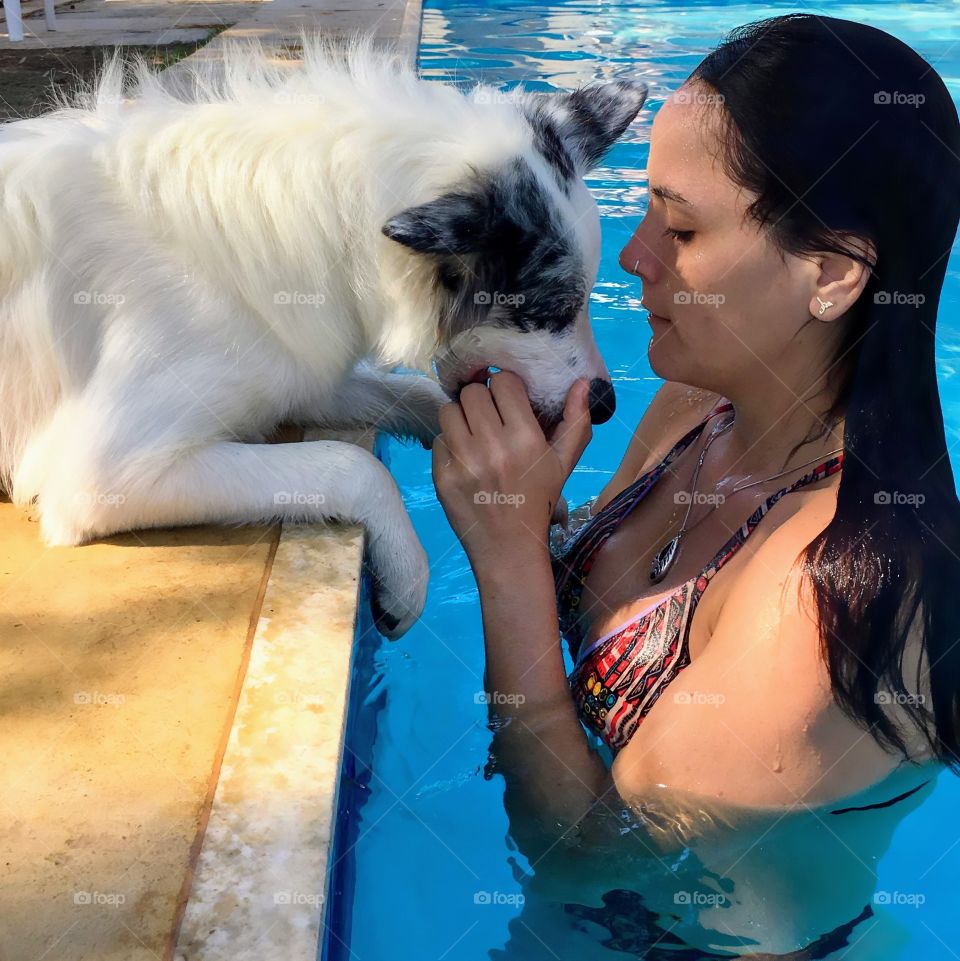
[324,2,960,958]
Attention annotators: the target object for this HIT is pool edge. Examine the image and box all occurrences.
[166,5,423,955]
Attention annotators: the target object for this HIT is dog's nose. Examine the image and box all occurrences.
[587,378,616,424]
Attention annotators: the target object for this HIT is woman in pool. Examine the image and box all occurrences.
[432,12,960,957]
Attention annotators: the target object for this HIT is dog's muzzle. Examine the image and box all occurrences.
[588,378,616,424]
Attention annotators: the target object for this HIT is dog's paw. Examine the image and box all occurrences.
[366,534,429,640]
[34,493,100,546]
[368,564,428,639]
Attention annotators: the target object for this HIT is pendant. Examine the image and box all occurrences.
[649,534,681,583]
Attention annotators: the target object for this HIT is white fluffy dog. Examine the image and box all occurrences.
[0,34,646,637]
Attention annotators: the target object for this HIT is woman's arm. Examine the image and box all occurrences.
[431,372,618,850]
[474,538,613,841]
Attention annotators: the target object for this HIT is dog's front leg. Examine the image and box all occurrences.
[33,438,428,639]
[302,361,449,448]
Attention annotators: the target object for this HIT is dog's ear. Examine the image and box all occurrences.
[527,79,648,176]
[382,189,494,255]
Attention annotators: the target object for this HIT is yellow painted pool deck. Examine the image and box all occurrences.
[0,0,421,955]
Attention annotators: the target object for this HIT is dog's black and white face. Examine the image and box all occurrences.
[382,79,648,433]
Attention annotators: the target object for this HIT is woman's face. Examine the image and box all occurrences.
[619,84,828,395]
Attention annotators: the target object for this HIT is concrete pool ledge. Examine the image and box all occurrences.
[172,429,377,961]
[0,0,422,956]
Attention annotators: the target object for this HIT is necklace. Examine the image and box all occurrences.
[648,414,844,584]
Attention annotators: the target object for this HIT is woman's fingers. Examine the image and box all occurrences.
[550,379,593,476]
[487,370,541,432]
[458,381,504,434]
[435,402,473,472]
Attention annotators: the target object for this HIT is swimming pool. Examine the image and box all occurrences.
[323,2,960,958]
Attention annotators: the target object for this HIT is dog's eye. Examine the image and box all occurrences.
[664,227,695,244]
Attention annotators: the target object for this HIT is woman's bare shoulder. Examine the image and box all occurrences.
[615,483,928,806]
[594,382,723,513]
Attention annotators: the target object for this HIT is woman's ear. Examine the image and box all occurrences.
[810,235,877,321]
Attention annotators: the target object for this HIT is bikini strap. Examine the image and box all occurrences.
[708,399,734,419]
[695,449,845,589]
[592,400,730,518]
[557,398,736,570]
[770,450,845,500]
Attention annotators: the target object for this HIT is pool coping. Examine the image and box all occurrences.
[167,3,423,958]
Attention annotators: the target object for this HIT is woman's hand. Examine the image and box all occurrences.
[431,370,592,571]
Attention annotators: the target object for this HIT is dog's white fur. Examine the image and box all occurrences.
[0,33,618,637]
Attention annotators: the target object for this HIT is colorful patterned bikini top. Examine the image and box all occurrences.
[549,400,844,753]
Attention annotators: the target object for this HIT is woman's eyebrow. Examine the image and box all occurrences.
[650,184,693,206]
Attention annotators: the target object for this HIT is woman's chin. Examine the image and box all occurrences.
[647,345,685,385]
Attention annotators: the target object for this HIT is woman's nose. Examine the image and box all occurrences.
[618,218,662,284]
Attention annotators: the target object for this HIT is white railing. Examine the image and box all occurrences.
[4,0,57,42]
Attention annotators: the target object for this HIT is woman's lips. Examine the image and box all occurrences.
[642,302,670,324]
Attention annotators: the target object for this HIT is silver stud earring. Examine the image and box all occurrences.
[816,295,835,316]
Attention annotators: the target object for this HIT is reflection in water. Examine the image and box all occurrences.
[486,714,939,958]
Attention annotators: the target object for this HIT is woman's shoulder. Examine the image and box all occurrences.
[594,382,724,513]
[616,479,932,806]
[711,479,933,770]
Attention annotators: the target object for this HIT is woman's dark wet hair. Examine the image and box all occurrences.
[687,14,960,766]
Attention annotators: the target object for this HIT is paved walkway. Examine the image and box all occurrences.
[0,0,411,47]
[1,0,265,48]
